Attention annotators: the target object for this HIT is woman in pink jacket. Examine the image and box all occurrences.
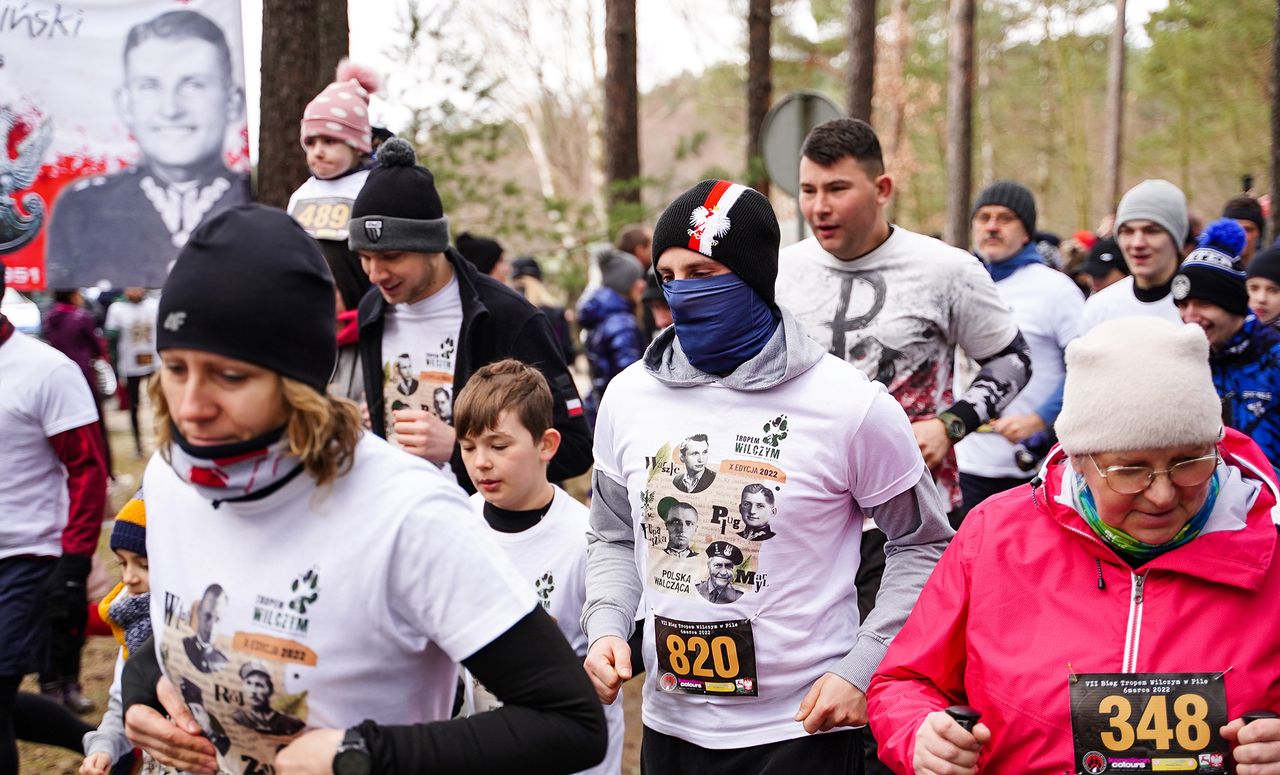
[869,316,1280,775]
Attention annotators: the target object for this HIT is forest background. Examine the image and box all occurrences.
[262,0,1271,297]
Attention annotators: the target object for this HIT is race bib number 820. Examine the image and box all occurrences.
[654,615,757,696]
[1069,672,1228,774]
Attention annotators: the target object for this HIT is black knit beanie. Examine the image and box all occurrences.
[1222,196,1265,237]
[1247,246,1280,285]
[348,137,450,254]
[1172,219,1248,317]
[972,181,1037,237]
[650,180,780,308]
[456,233,504,274]
[157,205,337,392]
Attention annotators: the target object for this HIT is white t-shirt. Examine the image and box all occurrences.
[105,297,160,377]
[956,263,1084,478]
[381,276,464,449]
[1081,275,1181,332]
[777,229,1017,509]
[0,330,100,559]
[286,170,369,241]
[465,488,624,775]
[144,433,535,773]
[593,355,924,749]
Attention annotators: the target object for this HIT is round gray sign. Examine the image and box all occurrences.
[760,91,843,198]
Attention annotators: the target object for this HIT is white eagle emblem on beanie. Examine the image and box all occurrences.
[688,203,732,255]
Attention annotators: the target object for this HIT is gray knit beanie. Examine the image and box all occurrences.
[1055,316,1222,455]
[598,248,643,297]
[973,181,1037,237]
[1115,180,1189,246]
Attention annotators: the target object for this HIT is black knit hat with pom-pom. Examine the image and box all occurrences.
[348,137,450,253]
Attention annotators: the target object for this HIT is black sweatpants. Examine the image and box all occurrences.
[958,472,1033,526]
[641,726,863,775]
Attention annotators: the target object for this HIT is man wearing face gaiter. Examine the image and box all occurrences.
[581,180,954,773]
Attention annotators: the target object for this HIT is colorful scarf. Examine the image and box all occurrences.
[1075,471,1219,563]
[108,590,153,659]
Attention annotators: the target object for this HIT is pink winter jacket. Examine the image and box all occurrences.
[868,429,1280,774]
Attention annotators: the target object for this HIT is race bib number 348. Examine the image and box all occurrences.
[1069,673,1228,774]
[654,616,757,696]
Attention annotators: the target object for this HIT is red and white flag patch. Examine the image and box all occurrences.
[686,180,746,257]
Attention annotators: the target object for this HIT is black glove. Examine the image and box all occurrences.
[42,553,91,627]
[122,635,165,715]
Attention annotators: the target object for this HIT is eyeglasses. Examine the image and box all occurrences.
[1088,453,1218,495]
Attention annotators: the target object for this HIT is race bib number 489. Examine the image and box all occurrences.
[288,197,353,240]
[1069,673,1228,774]
[654,615,757,696]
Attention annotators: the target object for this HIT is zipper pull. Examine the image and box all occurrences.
[1133,574,1146,603]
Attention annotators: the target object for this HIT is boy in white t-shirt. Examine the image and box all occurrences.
[455,359,625,775]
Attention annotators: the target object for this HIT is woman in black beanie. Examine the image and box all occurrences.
[121,205,605,775]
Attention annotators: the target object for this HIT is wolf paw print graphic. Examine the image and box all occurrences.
[289,569,320,615]
[534,572,555,610]
[440,337,455,360]
[762,415,789,447]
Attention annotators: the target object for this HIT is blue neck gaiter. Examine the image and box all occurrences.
[662,273,778,375]
[984,240,1042,282]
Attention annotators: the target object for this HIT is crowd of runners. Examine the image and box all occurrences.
[5,35,1280,775]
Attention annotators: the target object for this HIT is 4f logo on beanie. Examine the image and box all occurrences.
[163,311,187,331]
[364,219,383,243]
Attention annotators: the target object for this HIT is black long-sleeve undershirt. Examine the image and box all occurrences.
[357,607,605,774]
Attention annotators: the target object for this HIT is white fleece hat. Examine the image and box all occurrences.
[1055,316,1222,455]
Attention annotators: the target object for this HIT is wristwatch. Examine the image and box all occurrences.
[333,727,372,775]
[937,411,967,444]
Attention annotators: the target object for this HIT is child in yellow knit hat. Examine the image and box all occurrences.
[79,493,151,775]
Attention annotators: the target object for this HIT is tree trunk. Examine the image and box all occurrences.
[257,0,349,209]
[882,0,910,222]
[603,0,640,229]
[747,0,772,194]
[944,0,975,248]
[1271,0,1280,244]
[1104,0,1127,214]
[845,0,877,122]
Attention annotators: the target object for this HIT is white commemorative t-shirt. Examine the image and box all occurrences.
[381,276,463,449]
[144,433,535,774]
[0,331,100,559]
[465,488,625,775]
[594,355,924,749]
[286,170,369,241]
[956,263,1084,478]
[1081,275,1181,332]
[105,297,159,378]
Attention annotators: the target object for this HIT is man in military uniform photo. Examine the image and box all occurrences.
[46,9,251,289]
[694,541,744,605]
[658,497,698,558]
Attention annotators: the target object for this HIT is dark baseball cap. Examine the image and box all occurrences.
[1081,237,1129,278]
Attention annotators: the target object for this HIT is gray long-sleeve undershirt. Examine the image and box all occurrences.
[581,469,952,692]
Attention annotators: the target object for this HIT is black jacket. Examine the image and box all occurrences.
[358,248,593,490]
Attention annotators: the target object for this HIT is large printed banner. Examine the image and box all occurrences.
[1,1,250,291]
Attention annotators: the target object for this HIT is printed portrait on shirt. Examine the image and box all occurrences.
[383,341,455,449]
[158,573,318,774]
[642,421,792,604]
